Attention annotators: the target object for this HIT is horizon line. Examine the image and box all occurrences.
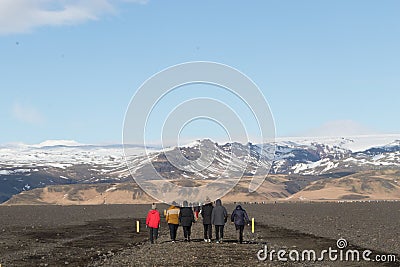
[2,133,400,147]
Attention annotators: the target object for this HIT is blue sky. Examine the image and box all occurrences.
[0,0,399,144]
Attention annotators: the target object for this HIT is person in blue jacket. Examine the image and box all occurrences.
[231,204,250,244]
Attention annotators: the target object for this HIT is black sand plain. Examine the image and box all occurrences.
[0,202,399,266]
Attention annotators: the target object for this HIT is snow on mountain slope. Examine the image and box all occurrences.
[1,135,400,203]
[269,135,400,175]
[34,140,84,148]
[0,141,160,203]
[1,135,400,176]
[276,134,400,152]
[0,142,153,169]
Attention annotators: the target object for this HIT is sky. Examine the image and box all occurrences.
[0,0,399,145]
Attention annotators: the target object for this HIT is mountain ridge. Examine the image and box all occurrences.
[1,134,400,204]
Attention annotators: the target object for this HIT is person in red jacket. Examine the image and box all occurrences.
[146,203,161,244]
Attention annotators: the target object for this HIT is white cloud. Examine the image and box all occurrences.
[0,0,148,35]
[12,102,45,125]
[304,120,379,137]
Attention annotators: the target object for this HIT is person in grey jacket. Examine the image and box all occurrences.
[211,199,227,243]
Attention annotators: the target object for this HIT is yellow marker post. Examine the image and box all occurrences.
[251,217,255,233]
[136,220,140,233]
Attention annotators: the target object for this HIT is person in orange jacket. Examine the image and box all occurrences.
[165,202,180,242]
[146,203,161,244]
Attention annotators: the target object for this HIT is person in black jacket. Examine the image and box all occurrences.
[201,198,213,242]
[179,200,195,241]
[231,204,250,244]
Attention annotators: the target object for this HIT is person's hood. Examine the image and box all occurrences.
[216,199,222,206]
[149,209,158,214]
[235,205,243,210]
[169,205,176,209]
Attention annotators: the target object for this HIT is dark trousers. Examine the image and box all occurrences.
[203,224,212,239]
[168,223,179,241]
[215,225,224,240]
[183,226,192,240]
[149,227,158,244]
[235,224,245,243]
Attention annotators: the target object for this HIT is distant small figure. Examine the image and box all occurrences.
[193,204,200,220]
[231,204,250,244]
[179,200,195,242]
[201,198,213,243]
[146,203,160,244]
[166,202,180,242]
[211,199,228,243]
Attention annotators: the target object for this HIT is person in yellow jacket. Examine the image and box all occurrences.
[166,202,180,242]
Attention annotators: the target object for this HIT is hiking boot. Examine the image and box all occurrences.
[204,239,208,242]
[208,239,211,243]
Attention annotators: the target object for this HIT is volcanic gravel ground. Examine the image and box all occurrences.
[91,219,398,267]
[0,202,399,266]
[248,202,400,256]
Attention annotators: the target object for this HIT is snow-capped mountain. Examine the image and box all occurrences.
[271,136,400,176]
[1,135,400,203]
[0,141,158,203]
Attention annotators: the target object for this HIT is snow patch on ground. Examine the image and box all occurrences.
[105,186,117,192]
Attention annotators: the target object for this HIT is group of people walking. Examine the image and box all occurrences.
[145,199,250,244]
